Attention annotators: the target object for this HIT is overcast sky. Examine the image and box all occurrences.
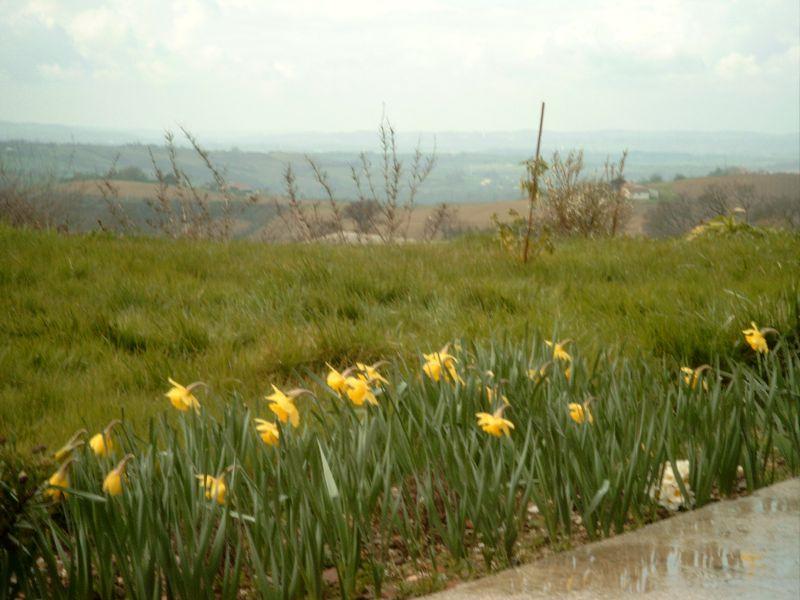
[1,0,798,134]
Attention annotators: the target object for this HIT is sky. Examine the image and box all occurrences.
[0,0,798,134]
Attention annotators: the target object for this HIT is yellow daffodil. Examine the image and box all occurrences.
[423,346,464,384]
[44,459,74,501]
[476,407,514,437]
[545,340,572,363]
[197,474,227,505]
[165,378,200,413]
[528,364,549,383]
[680,366,709,391]
[102,454,133,496]
[254,418,280,446]
[325,363,349,394]
[345,376,379,407]
[742,322,769,354]
[568,402,593,425]
[356,361,389,385]
[266,385,301,427]
[89,419,121,457]
[53,429,87,462]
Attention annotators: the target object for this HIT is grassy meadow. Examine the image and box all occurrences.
[2,226,798,448]
[1,225,800,598]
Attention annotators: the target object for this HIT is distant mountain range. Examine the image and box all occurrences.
[1,120,797,203]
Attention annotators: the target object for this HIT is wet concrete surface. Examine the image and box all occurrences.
[428,478,800,599]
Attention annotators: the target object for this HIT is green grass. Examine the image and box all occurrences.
[1,226,798,449]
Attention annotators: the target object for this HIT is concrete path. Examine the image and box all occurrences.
[428,478,800,599]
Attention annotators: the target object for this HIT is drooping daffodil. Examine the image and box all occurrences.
[355,361,389,386]
[742,322,774,354]
[165,378,201,413]
[476,406,514,437]
[423,345,464,385]
[89,419,122,457]
[44,458,75,502]
[325,363,350,394]
[545,339,572,363]
[267,385,308,427]
[254,418,280,446]
[53,429,87,462]
[680,365,710,391]
[568,402,593,425]
[197,474,227,505]
[102,454,134,496]
[345,375,379,407]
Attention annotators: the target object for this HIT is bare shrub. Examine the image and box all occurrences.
[540,149,630,237]
[645,182,798,238]
[423,203,462,241]
[96,155,135,234]
[272,164,341,242]
[350,115,436,242]
[276,114,436,243]
[343,199,381,235]
[644,194,698,238]
[100,129,260,240]
[0,155,78,231]
[749,195,800,229]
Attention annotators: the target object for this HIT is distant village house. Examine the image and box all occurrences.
[621,183,659,201]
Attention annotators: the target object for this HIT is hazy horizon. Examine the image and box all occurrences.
[1,1,798,135]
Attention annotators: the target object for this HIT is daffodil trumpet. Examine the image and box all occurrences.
[266,386,311,427]
[742,322,777,354]
[165,378,203,413]
[254,418,280,446]
[53,429,88,462]
[568,398,594,424]
[326,364,356,394]
[197,472,228,505]
[102,453,134,496]
[89,419,122,457]
[545,339,572,363]
[423,344,464,384]
[344,375,379,406]
[44,457,75,501]
[476,405,515,437]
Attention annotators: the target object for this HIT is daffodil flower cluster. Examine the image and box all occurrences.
[46,420,123,501]
[422,345,464,385]
[326,361,388,407]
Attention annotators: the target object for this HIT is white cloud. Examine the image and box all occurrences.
[716,52,760,78]
[1,0,798,132]
[37,62,82,79]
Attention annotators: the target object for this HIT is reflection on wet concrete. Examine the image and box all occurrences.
[428,478,799,599]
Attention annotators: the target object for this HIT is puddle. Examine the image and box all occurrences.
[430,479,800,599]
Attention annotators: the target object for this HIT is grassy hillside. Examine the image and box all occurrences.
[1,226,798,450]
